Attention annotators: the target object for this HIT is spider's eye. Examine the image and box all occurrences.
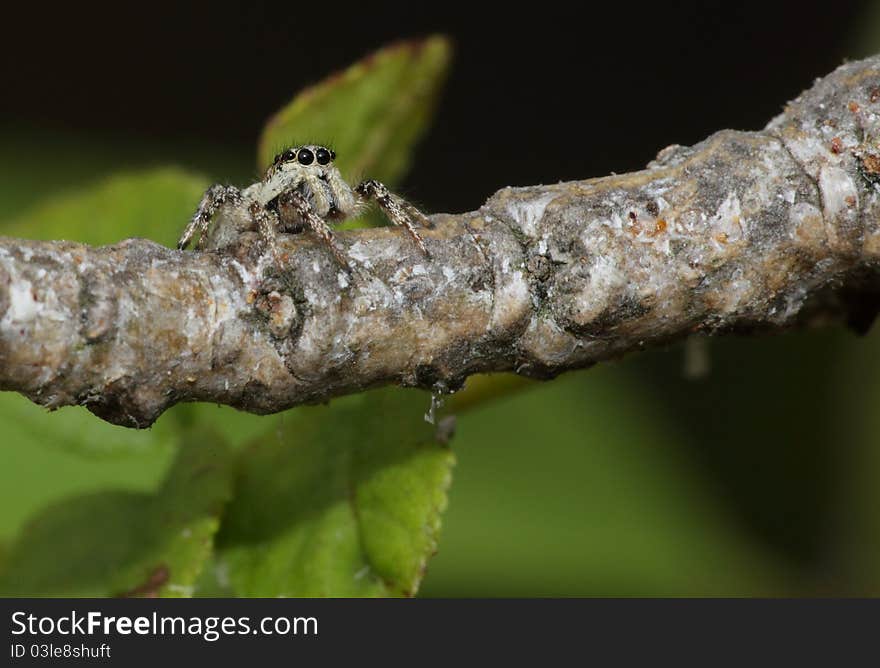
[281,148,296,162]
[273,153,282,164]
[316,147,332,165]
[297,148,314,165]
[330,149,336,160]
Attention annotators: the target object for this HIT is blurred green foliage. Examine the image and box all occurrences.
[1,35,879,598]
[1,168,209,248]
[429,324,879,596]
[0,434,233,597]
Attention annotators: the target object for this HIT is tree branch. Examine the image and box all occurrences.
[4,56,880,428]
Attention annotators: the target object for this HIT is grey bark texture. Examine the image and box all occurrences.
[4,55,880,428]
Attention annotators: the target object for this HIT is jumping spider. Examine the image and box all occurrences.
[177,144,430,269]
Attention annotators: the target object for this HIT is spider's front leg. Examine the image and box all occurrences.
[249,201,281,260]
[177,184,242,250]
[277,190,350,270]
[354,179,430,256]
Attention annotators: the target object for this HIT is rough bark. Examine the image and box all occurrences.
[4,56,880,428]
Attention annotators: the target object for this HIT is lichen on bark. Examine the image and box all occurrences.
[3,55,880,428]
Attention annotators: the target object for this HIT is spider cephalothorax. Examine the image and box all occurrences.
[178,144,429,268]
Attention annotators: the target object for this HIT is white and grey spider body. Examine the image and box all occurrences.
[178,144,429,268]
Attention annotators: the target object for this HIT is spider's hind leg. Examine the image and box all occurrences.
[354,179,430,256]
[178,184,243,250]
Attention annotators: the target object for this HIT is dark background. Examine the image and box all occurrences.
[2,2,880,596]
[1,2,869,213]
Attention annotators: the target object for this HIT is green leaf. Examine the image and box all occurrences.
[184,403,279,451]
[257,36,450,215]
[210,389,454,597]
[0,432,233,597]
[1,167,210,248]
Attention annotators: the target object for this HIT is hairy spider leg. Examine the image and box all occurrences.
[354,180,430,256]
[177,184,242,250]
[249,201,281,260]
[278,190,350,270]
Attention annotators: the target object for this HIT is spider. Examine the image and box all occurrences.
[177,144,430,268]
